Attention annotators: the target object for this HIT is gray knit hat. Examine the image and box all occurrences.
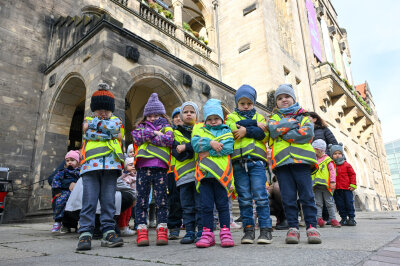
[275,84,296,102]
[180,101,199,120]
[312,139,326,151]
[329,143,344,157]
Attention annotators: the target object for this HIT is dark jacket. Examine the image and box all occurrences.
[314,126,338,146]
[172,125,194,162]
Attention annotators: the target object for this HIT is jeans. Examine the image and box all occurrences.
[233,160,272,228]
[275,164,317,228]
[179,181,202,232]
[79,170,120,234]
[334,189,355,219]
[200,178,229,231]
[167,172,182,229]
[135,168,168,225]
[314,186,336,220]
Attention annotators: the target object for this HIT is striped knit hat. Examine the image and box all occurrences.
[90,83,115,112]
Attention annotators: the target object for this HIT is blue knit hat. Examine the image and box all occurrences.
[203,99,224,121]
[275,84,296,102]
[144,93,166,116]
[235,84,257,104]
[171,107,181,119]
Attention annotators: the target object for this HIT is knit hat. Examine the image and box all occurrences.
[180,101,199,120]
[312,139,326,151]
[127,144,134,155]
[143,93,166,116]
[329,143,344,157]
[203,99,224,121]
[90,83,115,112]
[65,150,80,163]
[124,157,134,170]
[171,107,181,119]
[274,84,296,102]
[235,84,257,104]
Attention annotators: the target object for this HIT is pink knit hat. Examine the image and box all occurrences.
[65,150,80,163]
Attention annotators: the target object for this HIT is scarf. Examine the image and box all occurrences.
[144,117,171,131]
[278,102,301,115]
[235,108,256,120]
[333,157,345,165]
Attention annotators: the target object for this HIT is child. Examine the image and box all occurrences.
[127,144,135,158]
[51,150,80,234]
[77,83,124,250]
[172,102,202,244]
[117,157,137,236]
[329,143,357,226]
[168,107,183,240]
[311,139,341,228]
[226,84,273,244]
[268,84,321,244]
[192,99,235,248]
[132,93,174,246]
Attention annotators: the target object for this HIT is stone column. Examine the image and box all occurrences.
[172,0,184,41]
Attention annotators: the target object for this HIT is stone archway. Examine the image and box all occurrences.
[354,194,362,211]
[41,76,86,180]
[124,77,183,145]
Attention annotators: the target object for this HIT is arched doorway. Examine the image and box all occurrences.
[354,194,362,212]
[41,76,86,180]
[124,77,183,146]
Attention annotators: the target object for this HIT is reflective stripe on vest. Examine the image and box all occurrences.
[136,144,170,164]
[175,160,196,180]
[312,156,335,194]
[231,142,267,159]
[273,146,317,165]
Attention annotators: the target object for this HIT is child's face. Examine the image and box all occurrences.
[182,106,197,125]
[146,114,161,123]
[276,94,295,109]
[94,109,112,119]
[126,162,136,174]
[237,97,254,111]
[65,157,78,168]
[332,151,343,160]
[314,148,325,158]
[173,114,183,126]
[128,149,135,158]
[206,115,222,127]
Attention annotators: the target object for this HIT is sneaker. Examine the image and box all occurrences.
[195,230,203,243]
[325,220,331,225]
[220,226,234,247]
[306,226,322,244]
[51,222,61,234]
[234,216,242,223]
[196,228,215,248]
[76,233,92,251]
[168,228,180,240]
[59,226,71,234]
[340,218,348,226]
[230,221,242,229]
[180,231,196,244]
[347,218,357,226]
[257,228,273,244]
[156,224,168,246]
[285,228,300,244]
[275,219,289,230]
[137,224,149,246]
[330,219,341,228]
[120,227,135,236]
[317,218,327,228]
[101,230,124,248]
[241,226,255,244]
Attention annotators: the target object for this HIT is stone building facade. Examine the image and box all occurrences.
[0,0,395,222]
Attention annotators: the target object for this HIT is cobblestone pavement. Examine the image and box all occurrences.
[0,211,399,265]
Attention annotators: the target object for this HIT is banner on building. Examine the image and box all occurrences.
[305,0,322,61]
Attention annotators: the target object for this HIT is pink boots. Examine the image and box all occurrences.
[196,227,235,248]
[219,226,234,247]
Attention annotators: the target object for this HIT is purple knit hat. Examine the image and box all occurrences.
[143,93,166,116]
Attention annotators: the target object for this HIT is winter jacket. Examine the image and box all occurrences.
[172,125,194,162]
[314,126,338,147]
[336,161,357,190]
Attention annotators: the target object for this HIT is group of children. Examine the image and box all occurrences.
[50,82,358,251]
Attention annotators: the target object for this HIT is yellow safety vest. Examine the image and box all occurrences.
[173,129,196,181]
[312,156,336,194]
[80,116,125,164]
[192,123,234,196]
[268,113,318,172]
[226,112,269,162]
[135,126,173,165]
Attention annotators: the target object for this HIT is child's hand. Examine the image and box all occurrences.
[257,122,267,132]
[210,140,223,152]
[55,193,61,198]
[229,186,234,193]
[199,151,210,159]
[233,125,246,139]
[176,144,186,153]
[117,133,122,141]
[349,186,355,191]
[83,122,88,133]
[69,182,76,191]
[153,131,164,136]
[329,183,336,191]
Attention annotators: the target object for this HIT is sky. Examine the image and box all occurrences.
[332,0,400,143]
